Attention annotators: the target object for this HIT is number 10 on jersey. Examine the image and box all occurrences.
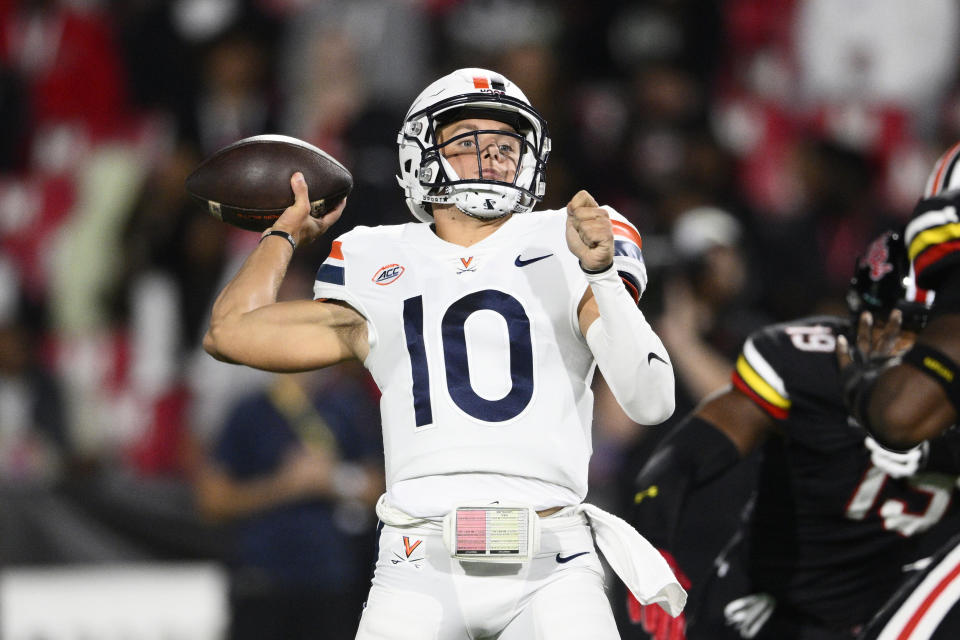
[402,290,535,427]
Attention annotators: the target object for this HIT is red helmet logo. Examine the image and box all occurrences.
[863,233,894,281]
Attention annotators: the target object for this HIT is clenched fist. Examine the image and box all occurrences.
[566,190,614,272]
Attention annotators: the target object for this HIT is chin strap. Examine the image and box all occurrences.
[583,263,674,425]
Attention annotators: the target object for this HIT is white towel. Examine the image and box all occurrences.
[578,503,687,617]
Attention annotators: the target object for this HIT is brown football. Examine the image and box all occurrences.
[185,134,353,231]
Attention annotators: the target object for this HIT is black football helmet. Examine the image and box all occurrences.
[846,230,931,331]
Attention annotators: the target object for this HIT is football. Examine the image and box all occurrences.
[185,134,353,231]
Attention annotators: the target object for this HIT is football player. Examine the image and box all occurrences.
[203,68,684,639]
[837,145,960,639]
[839,143,960,448]
[630,230,960,640]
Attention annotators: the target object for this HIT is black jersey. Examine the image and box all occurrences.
[731,316,959,631]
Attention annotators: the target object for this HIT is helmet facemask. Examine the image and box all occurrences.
[419,124,540,219]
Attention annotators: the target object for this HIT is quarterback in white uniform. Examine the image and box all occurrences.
[205,68,684,639]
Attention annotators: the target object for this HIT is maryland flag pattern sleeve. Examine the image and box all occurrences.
[733,336,791,420]
[731,316,847,423]
[905,193,960,291]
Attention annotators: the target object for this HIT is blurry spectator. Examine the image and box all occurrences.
[0,0,133,174]
[275,0,431,229]
[115,0,278,114]
[0,315,67,486]
[0,64,29,170]
[280,0,430,135]
[44,142,156,465]
[119,141,227,355]
[194,365,383,640]
[279,0,428,146]
[180,25,281,154]
[794,0,959,132]
[659,206,765,410]
[0,291,155,568]
[753,139,895,321]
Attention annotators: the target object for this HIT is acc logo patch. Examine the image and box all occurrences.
[372,263,405,285]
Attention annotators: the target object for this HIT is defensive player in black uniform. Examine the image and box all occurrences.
[840,144,960,450]
[630,230,960,640]
[838,146,960,640]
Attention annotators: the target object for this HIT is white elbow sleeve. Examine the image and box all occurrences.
[585,267,675,425]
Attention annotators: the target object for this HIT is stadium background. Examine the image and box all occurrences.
[1,0,959,637]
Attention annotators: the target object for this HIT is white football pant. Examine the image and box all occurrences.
[355,512,621,639]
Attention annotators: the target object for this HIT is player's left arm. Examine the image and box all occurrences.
[839,307,960,450]
[863,314,960,447]
[567,190,675,425]
[839,197,960,448]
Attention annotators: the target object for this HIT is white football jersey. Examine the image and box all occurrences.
[313,207,647,515]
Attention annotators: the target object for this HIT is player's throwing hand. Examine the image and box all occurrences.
[273,172,347,246]
[566,190,614,271]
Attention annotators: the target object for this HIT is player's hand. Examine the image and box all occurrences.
[723,593,775,639]
[565,190,614,271]
[278,447,336,498]
[837,309,905,370]
[273,172,347,246]
[627,550,690,640]
[837,309,908,427]
[836,310,871,373]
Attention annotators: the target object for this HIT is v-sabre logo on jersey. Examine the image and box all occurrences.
[457,256,477,274]
[403,536,422,557]
[390,535,425,567]
[372,263,405,285]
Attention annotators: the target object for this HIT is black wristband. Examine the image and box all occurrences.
[838,350,884,437]
[579,260,614,275]
[901,343,960,414]
[259,228,296,251]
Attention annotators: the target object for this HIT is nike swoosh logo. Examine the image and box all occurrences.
[515,253,553,267]
[648,352,668,365]
[555,551,590,564]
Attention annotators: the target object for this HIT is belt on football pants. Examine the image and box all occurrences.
[373,495,687,617]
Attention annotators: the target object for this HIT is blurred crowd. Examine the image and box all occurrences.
[2,0,960,634]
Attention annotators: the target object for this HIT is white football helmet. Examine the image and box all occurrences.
[397,68,551,222]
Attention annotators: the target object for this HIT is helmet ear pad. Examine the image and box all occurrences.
[397,137,434,223]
